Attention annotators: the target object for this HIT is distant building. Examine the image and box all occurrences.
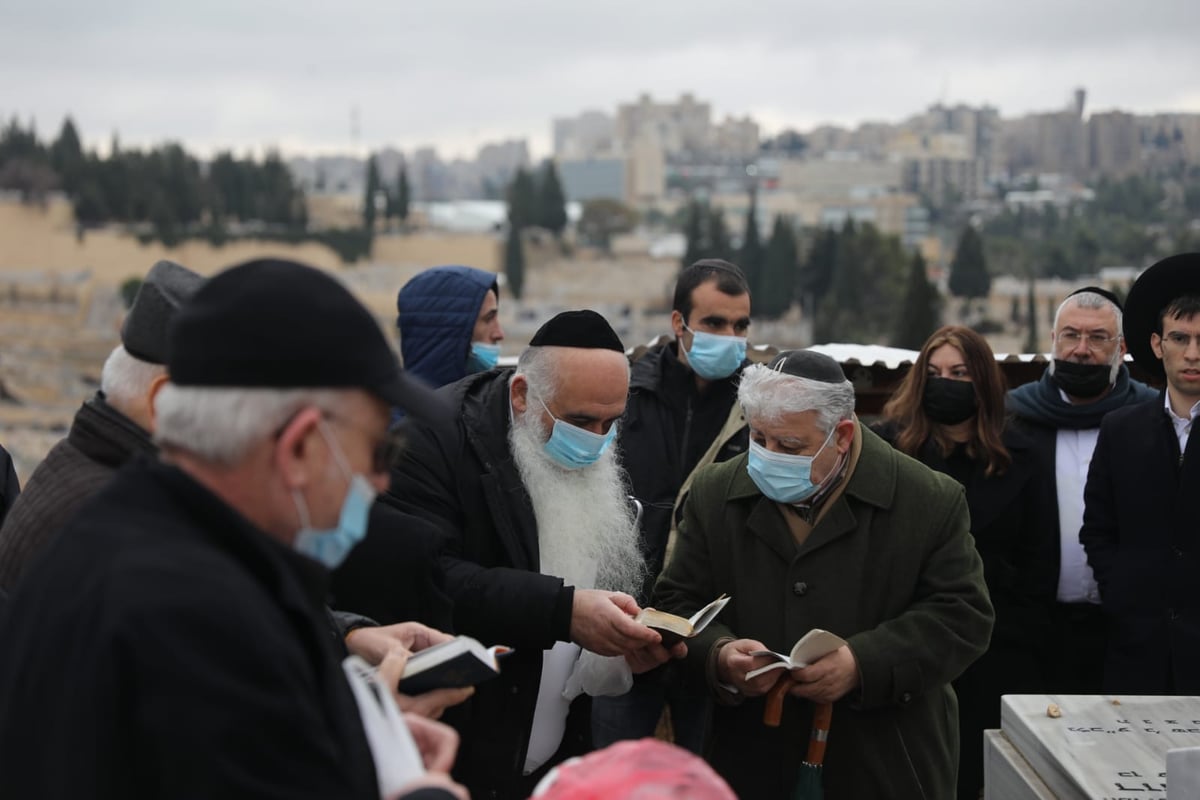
[616,93,713,159]
[553,111,615,159]
[1088,111,1141,177]
[558,157,627,203]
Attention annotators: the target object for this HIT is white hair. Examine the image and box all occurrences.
[738,363,855,434]
[1053,291,1123,335]
[154,385,349,466]
[515,346,631,406]
[100,346,166,413]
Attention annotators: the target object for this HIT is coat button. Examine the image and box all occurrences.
[793,581,808,596]
[1174,546,1184,557]
[901,692,913,704]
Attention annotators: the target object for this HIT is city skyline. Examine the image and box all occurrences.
[2,0,1198,160]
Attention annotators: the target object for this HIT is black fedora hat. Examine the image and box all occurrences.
[168,259,446,422]
[1122,252,1200,379]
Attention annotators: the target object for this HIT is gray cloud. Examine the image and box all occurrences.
[2,0,1198,157]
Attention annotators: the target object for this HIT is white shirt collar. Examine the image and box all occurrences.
[1163,391,1200,425]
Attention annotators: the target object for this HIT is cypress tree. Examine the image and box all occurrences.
[363,154,380,232]
[739,192,764,295]
[948,225,990,300]
[538,161,568,236]
[894,251,941,349]
[504,225,525,300]
[757,215,798,319]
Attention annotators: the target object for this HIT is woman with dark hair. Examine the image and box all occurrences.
[874,325,1056,800]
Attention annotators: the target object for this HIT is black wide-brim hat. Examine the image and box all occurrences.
[168,258,446,422]
[1123,252,1200,379]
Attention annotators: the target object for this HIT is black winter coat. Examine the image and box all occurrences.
[0,443,18,529]
[390,368,584,799]
[1081,393,1200,694]
[619,342,747,602]
[0,460,380,799]
[0,393,154,591]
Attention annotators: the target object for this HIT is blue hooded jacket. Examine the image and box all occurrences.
[396,265,499,388]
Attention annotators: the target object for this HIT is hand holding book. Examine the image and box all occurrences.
[744,629,848,681]
[634,594,731,647]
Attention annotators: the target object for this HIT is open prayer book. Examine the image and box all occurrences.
[397,635,513,695]
[343,656,424,797]
[635,594,731,647]
[745,629,848,680]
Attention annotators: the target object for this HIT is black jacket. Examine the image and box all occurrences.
[619,342,747,601]
[0,393,155,591]
[0,460,380,799]
[0,443,18,529]
[1081,393,1200,693]
[389,368,583,799]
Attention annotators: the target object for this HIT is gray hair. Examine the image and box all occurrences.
[100,345,167,412]
[1053,291,1123,335]
[154,385,349,466]
[514,346,631,406]
[738,362,855,434]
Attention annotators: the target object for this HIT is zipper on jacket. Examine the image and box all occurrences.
[679,396,694,471]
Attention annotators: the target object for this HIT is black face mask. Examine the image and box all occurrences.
[922,377,978,425]
[1051,360,1113,399]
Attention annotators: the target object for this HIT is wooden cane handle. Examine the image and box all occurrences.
[762,674,796,727]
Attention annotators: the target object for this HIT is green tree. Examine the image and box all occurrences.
[1023,275,1039,353]
[506,167,538,231]
[948,226,990,300]
[504,225,525,300]
[738,192,765,295]
[578,198,637,254]
[363,154,381,232]
[537,161,568,236]
[395,164,410,225]
[707,206,732,262]
[49,117,85,194]
[756,215,798,319]
[681,200,706,269]
[894,251,941,349]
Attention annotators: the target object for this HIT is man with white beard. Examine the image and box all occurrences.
[389,310,678,800]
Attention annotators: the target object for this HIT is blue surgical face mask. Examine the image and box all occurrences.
[746,426,838,504]
[538,398,616,470]
[683,326,747,381]
[467,341,500,373]
[292,422,378,569]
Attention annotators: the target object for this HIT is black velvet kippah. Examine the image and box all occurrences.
[529,309,624,352]
[767,350,847,383]
[1067,285,1123,312]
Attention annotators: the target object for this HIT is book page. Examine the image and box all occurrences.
[686,594,731,633]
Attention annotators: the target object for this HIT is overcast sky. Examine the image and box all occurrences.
[2,0,1198,160]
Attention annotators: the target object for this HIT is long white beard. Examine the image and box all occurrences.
[509,411,644,596]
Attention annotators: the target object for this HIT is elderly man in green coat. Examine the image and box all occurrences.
[653,350,994,799]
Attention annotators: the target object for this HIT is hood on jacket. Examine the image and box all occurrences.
[396,265,499,388]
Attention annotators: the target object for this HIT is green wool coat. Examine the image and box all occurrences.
[653,423,994,800]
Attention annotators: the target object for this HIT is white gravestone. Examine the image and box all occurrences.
[984,695,1200,800]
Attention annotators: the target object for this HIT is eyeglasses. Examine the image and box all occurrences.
[1160,331,1200,351]
[322,411,407,474]
[1057,331,1119,351]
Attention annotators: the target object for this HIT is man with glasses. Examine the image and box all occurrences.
[1081,252,1200,694]
[1007,286,1156,694]
[0,259,468,799]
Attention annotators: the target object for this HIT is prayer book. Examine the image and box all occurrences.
[397,636,513,695]
[635,594,731,647]
[744,629,848,680]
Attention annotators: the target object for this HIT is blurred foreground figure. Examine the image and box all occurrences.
[0,259,204,591]
[0,259,465,800]
[531,738,736,800]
